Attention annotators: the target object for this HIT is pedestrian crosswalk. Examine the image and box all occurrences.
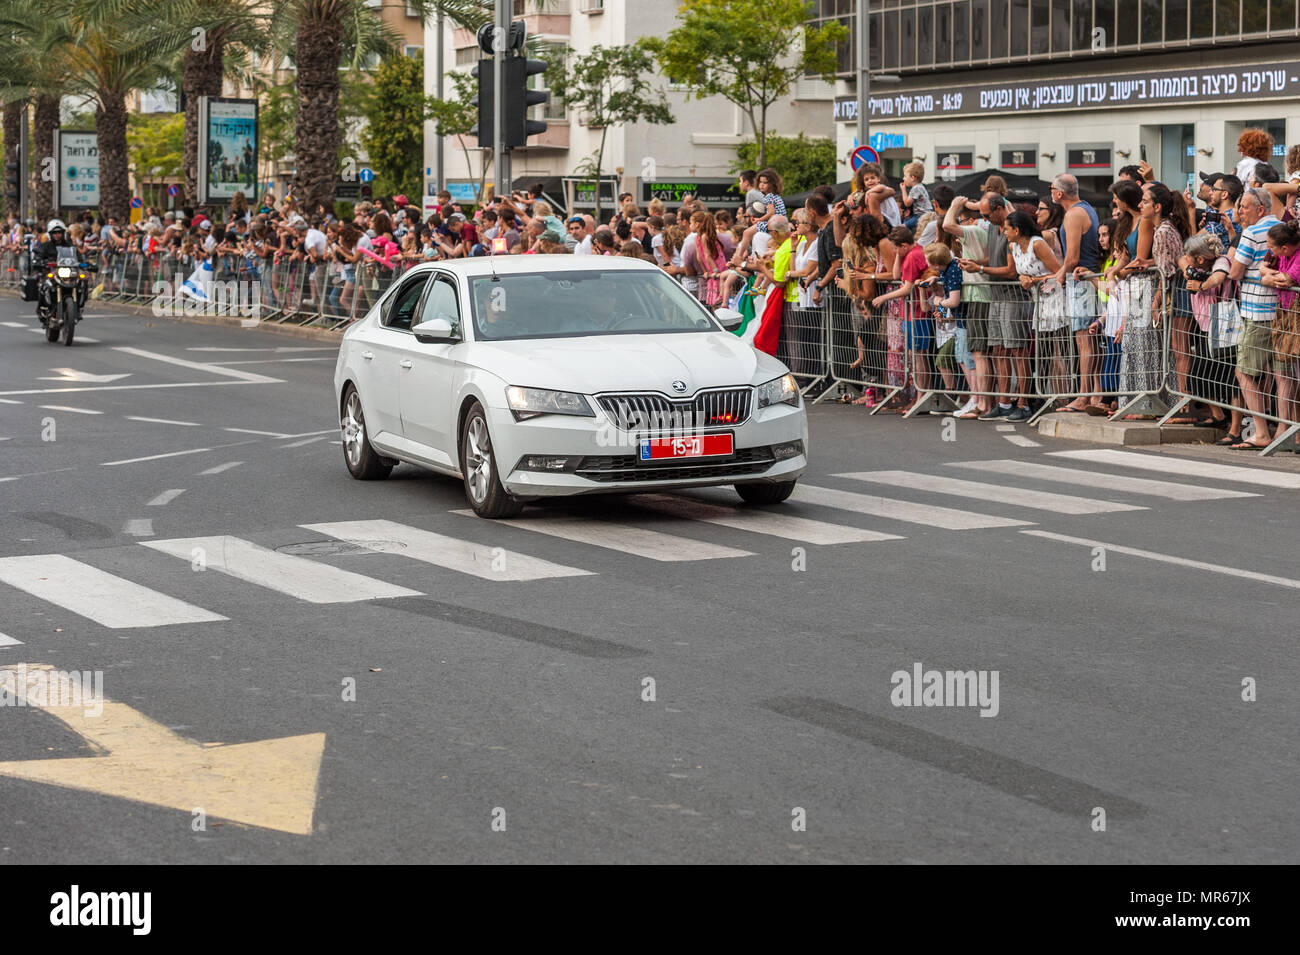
[0,448,1292,636]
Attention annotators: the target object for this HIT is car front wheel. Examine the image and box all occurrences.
[461,404,523,519]
[340,385,392,480]
[735,479,797,505]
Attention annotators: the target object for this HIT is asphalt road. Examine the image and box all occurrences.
[1,292,1297,865]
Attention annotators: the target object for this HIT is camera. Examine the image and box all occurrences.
[1185,265,1210,282]
[1204,208,1221,224]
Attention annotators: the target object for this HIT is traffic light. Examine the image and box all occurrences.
[470,19,548,149]
[470,59,494,148]
[508,57,549,145]
[4,157,20,205]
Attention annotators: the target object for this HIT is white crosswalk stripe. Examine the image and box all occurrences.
[790,484,1033,530]
[0,554,226,628]
[452,510,752,561]
[1048,449,1300,489]
[0,633,24,647]
[303,520,594,581]
[837,471,1145,515]
[142,536,422,603]
[948,459,1259,501]
[629,494,904,545]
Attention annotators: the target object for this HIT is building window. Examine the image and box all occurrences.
[1190,0,1214,36]
[1010,0,1028,56]
[974,0,991,58]
[404,45,422,59]
[531,40,568,121]
[455,47,478,67]
[953,1,972,59]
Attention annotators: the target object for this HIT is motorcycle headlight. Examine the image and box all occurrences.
[505,386,595,421]
[755,373,800,410]
[56,266,72,278]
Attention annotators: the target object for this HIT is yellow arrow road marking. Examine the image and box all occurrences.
[0,664,324,835]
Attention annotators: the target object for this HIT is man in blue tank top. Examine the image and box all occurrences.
[1052,173,1106,412]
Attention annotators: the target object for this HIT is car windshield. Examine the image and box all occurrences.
[468,269,720,341]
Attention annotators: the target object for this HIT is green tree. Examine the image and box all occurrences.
[644,0,846,168]
[734,132,836,193]
[362,54,426,201]
[426,70,488,204]
[542,43,673,219]
[128,111,184,206]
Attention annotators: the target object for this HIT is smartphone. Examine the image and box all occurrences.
[1140,144,1147,162]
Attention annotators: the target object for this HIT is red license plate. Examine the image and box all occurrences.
[639,433,734,460]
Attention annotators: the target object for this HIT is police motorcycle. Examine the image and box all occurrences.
[22,220,96,346]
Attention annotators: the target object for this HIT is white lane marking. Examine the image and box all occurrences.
[198,461,243,475]
[126,416,200,427]
[146,489,186,506]
[629,494,904,546]
[1003,434,1042,447]
[281,435,331,448]
[303,520,593,582]
[837,470,1144,515]
[0,380,264,397]
[1,321,29,328]
[102,447,215,467]
[123,518,154,537]
[1022,530,1300,590]
[0,467,77,484]
[995,424,1016,432]
[141,536,422,603]
[0,633,23,647]
[451,510,753,562]
[279,429,337,439]
[224,428,290,438]
[39,405,102,415]
[790,484,1033,530]
[0,398,22,404]
[111,346,283,384]
[949,459,1259,502]
[0,554,226,628]
[39,368,130,383]
[186,346,336,353]
[217,357,335,365]
[1048,449,1300,490]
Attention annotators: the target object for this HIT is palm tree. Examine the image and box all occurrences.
[275,0,484,214]
[42,0,195,221]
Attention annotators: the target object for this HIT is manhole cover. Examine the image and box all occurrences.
[276,540,406,556]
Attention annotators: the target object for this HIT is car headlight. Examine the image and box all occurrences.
[504,386,595,421]
[755,373,800,410]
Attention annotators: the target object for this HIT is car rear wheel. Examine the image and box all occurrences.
[735,479,797,505]
[461,404,523,519]
[340,385,392,480]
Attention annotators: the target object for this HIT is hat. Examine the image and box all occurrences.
[1198,171,1223,184]
[291,217,308,230]
[163,211,176,220]
[748,200,767,216]
[540,229,564,243]
[198,220,212,231]
[393,195,410,207]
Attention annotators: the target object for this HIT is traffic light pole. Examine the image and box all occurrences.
[494,0,507,201]
[19,103,29,222]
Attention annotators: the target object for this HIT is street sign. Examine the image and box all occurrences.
[129,196,142,208]
[359,167,374,183]
[167,184,179,197]
[335,181,361,201]
[850,145,880,171]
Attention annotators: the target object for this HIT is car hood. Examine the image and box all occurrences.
[467,332,787,395]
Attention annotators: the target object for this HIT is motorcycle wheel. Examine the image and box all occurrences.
[62,298,77,346]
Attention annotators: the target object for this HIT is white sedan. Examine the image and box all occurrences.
[333,256,808,518]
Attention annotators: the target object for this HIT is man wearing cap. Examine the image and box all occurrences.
[1201,173,1241,250]
[197,218,216,254]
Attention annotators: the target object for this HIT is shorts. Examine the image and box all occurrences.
[991,297,1031,349]
[1067,279,1100,332]
[935,338,956,371]
[964,300,989,353]
[906,318,934,354]
[954,326,976,370]
[1236,320,1274,378]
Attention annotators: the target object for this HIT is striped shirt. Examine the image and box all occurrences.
[1233,215,1280,321]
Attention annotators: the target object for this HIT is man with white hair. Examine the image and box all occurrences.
[1228,187,1281,449]
[1051,172,1105,412]
[752,215,796,356]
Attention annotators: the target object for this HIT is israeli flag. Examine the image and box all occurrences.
[181,259,213,302]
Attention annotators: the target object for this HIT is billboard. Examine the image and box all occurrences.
[198,97,257,204]
[57,130,99,208]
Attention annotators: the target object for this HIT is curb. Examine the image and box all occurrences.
[1035,411,1221,446]
[2,289,344,344]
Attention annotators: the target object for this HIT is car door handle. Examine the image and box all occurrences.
[400,359,413,369]
[361,351,374,361]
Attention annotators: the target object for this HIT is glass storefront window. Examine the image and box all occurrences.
[975,0,992,57]
[1072,0,1092,48]
[936,3,952,62]
[954,0,972,58]
[1190,0,1214,36]
[1272,0,1298,29]
[1010,0,1029,55]
[901,8,916,66]
[1031,0,1051,52]
[1243,0,1269,31]
[1166,0,1189,38]
[1140,0,1162,43]
[1052,0,1071,50]
[989,0,1007,56]
[1216,0,1239,35]
[883,10,899,68]
[918,5,934,65]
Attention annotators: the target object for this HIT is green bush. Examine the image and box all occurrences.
[733,133,837,194]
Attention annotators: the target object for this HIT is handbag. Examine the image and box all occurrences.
[1208,278,1243,351]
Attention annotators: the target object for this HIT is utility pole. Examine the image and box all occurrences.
[494,0,507,199]
[435,11,444,195]
[856,0,869,153]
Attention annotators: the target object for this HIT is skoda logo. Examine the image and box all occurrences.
[671,380,687,394]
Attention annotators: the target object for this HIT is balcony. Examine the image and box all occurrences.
[520,121,569,150]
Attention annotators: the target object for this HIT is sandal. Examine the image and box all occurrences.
[1215,433,1242,446]
[1084,405,1110,417]
[1228,441,1269,450]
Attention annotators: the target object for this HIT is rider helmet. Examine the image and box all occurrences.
[47,218,67,236]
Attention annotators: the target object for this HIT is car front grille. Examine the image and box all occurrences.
[574,446,776,483]
[595,388,752,432]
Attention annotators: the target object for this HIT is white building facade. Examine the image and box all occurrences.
[422,0,837,213]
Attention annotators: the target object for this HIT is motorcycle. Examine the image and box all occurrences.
[28,250,96,346]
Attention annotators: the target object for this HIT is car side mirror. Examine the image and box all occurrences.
[714,307,744,331]
[412,317,458,343]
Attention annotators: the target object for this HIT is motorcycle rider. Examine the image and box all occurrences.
[31,219,77,323]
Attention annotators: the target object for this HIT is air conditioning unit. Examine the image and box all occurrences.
[580,0,604,13]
